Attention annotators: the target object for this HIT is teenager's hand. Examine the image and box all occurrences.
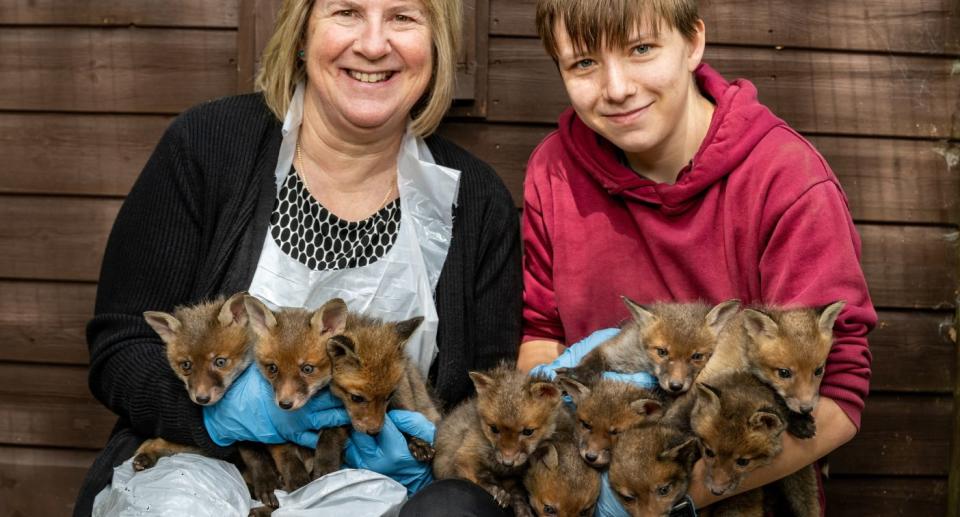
[203,365,350,448]
[528,328,657,389]
[343,410,435,494]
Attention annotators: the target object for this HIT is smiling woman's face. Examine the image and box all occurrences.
[554,17,704,158]
[303,0,433,136]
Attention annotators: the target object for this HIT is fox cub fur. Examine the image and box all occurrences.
[244,295,352,489]
[699,301,845,438]
[607,422,701,517]
[434,364,563,516]
[139,293,283,510]
[326,310,441,461]
[559,298,740,394]
[556,376,665,468]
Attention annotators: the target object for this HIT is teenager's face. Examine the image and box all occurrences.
[554,19,705,157]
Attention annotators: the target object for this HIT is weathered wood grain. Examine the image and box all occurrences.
[0,28,237,113]
[486,39,960,138]
[825,477,947,516]
[490,0,960,55]
[858,225,957,309]
[0,363,91,402]
[0,281,94,365]
[0,446,98,517]
[0,0,238,28]
[0,395,114,449]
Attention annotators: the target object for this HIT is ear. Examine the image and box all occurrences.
[243,295,277,337]
[749,409,785,432]
[555,375,590,404]
[218,292,249,327]
[621,296,656,328]
[533,442,560,470]
[529,381,562,402]
[311,298,348,335]
[630,398,664,419]
[143,311,181,344]
[686,18,707,72]
[469,371,494,395]
[741,309,779,341]
[705,299,741,337]
[326,335,358,361]
[395,316,424,344]
[659,436,700,465]
[817,301,846,335]
[695,382,721,406]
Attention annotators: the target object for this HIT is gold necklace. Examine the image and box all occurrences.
[296,141,396,212]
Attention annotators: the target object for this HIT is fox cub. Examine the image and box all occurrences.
[325,311,441,461]
[139,293,283,509]
[523,409,601,517]
[244,295,352,488]
[607,422,701,517]
[434,364,563,516]
[700,301,845,438]
[559,298,740,394]
[555,376,665,468]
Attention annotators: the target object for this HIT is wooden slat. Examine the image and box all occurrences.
[0,394,113,449]
[0,363,90,401]
[440,123,960,224]
[489,0,960,55]
[0,113,170,196]
[824,477,947,516]
[858,225,957,309]
[486,39,960,138]
[0,0,237,28]
[0,281,94,365]
[868,310,956,394]
[0,27,237,114]
[0,446,97,517]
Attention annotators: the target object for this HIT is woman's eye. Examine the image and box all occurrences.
[214,357,227,368]
[778,368,793,379]
[350,394,366,403]
[489,424,500,434]
[335,9,355,17]
[267,364,278,374]
[300,364,314,374]
[521,428,535,436]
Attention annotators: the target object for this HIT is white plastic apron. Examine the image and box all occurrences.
[248,82,461,377]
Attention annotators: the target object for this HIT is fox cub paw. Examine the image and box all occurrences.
[484,484,511,508]
[787,411,817,439]
[406,436,435,462]
[132,451,159,471]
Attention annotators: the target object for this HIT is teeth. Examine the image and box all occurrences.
[349,70,391,83]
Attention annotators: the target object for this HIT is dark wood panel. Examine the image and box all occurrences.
[830,394,953,476]
[490,0,960,55]
[0,281,94,365]
[0,113,170,196]
[0,394,114,449]
[0,363,90,401]
[868,311,955,394]
[858,225,957,309]
[824,477,947,516]
[0,0,237,27]
[0,28,237,113]
[0,446,97,517]
[486,39,959,138]
[440,123,960,224]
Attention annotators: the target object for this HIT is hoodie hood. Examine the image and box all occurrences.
[558,63,786,214]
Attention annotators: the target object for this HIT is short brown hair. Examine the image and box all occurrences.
[536,0,699,62]
[256,0,461,137]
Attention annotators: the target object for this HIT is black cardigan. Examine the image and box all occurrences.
[74,93,522,515]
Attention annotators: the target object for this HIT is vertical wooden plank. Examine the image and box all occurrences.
[949,290,960,517]
[451,0,490,116]
[237,0,281,93]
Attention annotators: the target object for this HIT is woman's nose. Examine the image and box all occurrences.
[354,19,391,60]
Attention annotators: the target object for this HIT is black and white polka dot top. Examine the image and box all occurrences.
[269,168,401,271]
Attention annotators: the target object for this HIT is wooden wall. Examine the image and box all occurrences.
[0,1,956,515]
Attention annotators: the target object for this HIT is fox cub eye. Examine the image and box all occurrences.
[179,360,192,372]
[735,458,751,467]
[521,428,535,436]
[691,352,704,361]
[579,508,593,517]
[300,364,315,374]
[703,447,716,458]
[777,368,793,379]
[543,505,557,515]
[608,428,619,436]
[580,420,593,431]
[656,483,672,496]
[656,347,668,357]
[213,357,227,368]
[618,492,636,503]
[266,363,279,375]
[489,424,500,434]
[814,365,825,376]
[350,394,366,403]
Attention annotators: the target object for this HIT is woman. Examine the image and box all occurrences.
[518,0,875,513]
[74,0,521,514]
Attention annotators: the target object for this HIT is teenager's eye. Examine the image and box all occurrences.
[580,420,593,431]
[736,457,751,467]
[213,357,228,368]
[300,364,315,375]
[656,483,672,496]
[777,368,793,379]
[703,447,716,458]
[266,363,278,375]
[543,504,557,515]
[521,428,535,436]
[350,394,366,403]
[691,352,704,361]
[632,44,652,55]
[574,58,595,70]
[814,365,825,376]
[489,424,500,434]
[656,347,668,357]
[180,360,192,372]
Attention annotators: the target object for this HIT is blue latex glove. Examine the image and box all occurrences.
[203,364,351,448]
[344,409,435,494]
[596,471,631,517]
[529,328,657,389]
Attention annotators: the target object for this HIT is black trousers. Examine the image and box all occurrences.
[400,479,514,517]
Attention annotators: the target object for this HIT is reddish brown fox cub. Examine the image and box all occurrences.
[325,311,441,461]
[523,409,601,517]
[559,298,740,395]
[433,364,563,516]
[138,293,282,509]
[699,301,844,438]
[555,376,665,468]
[607,423,701,517]
[244,295,352,487]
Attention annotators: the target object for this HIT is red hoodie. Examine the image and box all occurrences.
[522,63,875,428]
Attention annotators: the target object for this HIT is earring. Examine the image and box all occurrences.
[297,49,305,59]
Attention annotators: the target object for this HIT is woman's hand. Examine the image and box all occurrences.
[203,365,350,448]
[343,410,436,494]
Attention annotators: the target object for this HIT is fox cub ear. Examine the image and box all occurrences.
[749,409,785,433]
[532,442,560,470]
[741,309,779,341]
[621,296,656,328]
[555,375,590,404]
[327,335,358,361]
[468,371,494,395]
[630,398,664,419]
[659,436,700,466]
[243,295,278,337]
[143,311,181,344]
[218,292,249,327]
[529,381,562,402]
[817,301,846,335]
[311,298,348,335]
[705,299,741,336]
[394,316,424,343]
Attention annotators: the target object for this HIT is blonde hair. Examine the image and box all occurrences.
[255,0,461,137]
[536,0,699,62]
